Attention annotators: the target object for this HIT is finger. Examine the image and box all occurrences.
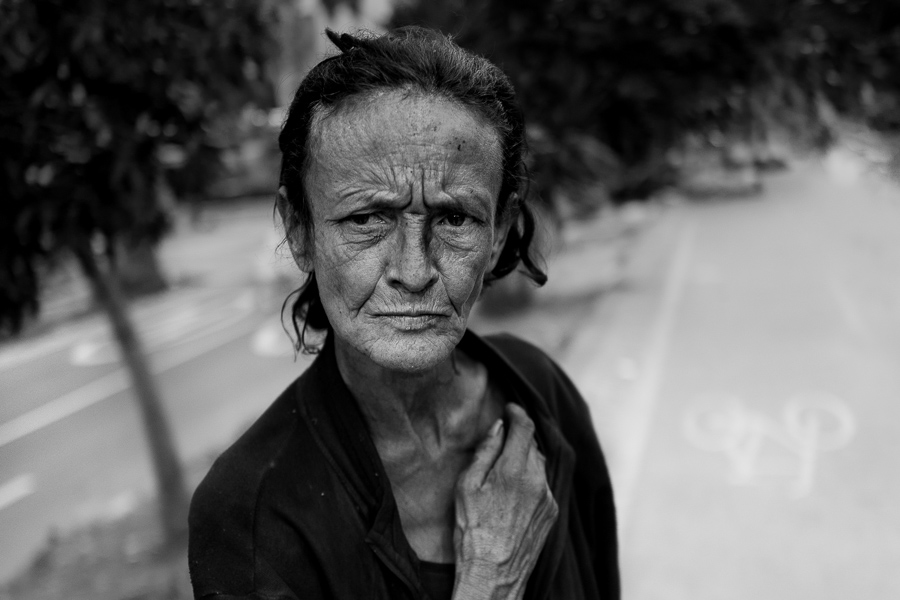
[527,440,550,481]
[501,403,536,468]
[465,418,505,486]
[527,439,546,465]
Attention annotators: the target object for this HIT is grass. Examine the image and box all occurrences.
[0,503,191,600]
[0,453,220,600]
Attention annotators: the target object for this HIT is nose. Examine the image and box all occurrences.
[386,219,438,293]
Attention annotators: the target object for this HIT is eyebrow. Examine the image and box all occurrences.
[334,183,494,217]
[426,193,495,220]
[337,189,408,208]
[436,186,494,208]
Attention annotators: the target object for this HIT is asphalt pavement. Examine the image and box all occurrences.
[2,152,899,596]
[565,154,900,599]
[0,201,312,583]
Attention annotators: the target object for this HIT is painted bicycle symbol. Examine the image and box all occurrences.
[683,392,855,498]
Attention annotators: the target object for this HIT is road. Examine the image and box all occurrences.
[0,284,315,583]
[1,153,899,596]
[564,154,900,599]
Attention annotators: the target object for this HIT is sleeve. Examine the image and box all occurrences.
[488,334,621,599]
[561,371,620,600]
[188,459,306,600]
[188,433,340,600]
[537,353,620,600]
[189,456,262,598]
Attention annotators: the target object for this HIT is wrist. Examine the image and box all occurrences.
[452,563,524,600]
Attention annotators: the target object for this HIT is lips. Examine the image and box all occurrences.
[372,312,449,331]
[378,312,447,317]
[371,305,452,317]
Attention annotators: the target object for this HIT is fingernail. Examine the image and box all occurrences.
[490,419,503,437]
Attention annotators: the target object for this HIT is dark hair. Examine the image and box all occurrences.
[278,26,546,352]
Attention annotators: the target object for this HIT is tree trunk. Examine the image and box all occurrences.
[116,238,169,297]
[74,244,189,547]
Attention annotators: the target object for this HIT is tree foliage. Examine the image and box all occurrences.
[738,0,900,128]
[0,0,278,332]
[392,0,900,201]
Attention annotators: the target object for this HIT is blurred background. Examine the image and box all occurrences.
[2,0,900,597]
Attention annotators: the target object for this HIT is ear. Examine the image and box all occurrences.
[277,186,314,273]
[487,203,514,272]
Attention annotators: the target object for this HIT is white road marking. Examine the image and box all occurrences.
[0,329,81,372]
[0,371,129,448]
[250,319,296,357]
[683,392,855,498]
[0,474,36,512]
[615,224,695,531]
[70,291,255,366]
[784,392,856,498]
[0,287,227,372]
[0,317,260,449]
[103,490,139,521]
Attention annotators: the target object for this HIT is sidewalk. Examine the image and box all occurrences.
[471,201,660,360]
[10,198,286,333]
[157,198,288,293]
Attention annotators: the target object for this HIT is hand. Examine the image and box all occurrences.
[452,404,559,600]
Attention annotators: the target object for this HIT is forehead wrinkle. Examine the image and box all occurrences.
[316,89,502,163]
[305,90,504,216]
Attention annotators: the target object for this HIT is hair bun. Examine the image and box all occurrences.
[325,28,358,53]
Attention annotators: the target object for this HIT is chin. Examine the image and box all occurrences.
[360,329,462,373]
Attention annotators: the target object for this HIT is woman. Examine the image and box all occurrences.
[189,27,619,600]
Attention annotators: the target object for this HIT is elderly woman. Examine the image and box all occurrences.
[189,27,618,600]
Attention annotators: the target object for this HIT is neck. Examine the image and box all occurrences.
[333,335,487,451]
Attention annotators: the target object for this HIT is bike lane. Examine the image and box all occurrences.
[608,164,900,599]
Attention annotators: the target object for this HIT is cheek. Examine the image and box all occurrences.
[436,234,495,304]
[313,238,384,310]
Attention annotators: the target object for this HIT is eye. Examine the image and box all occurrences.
[347,213,380,226]
[442,213,468,227]
[349,214,370,225]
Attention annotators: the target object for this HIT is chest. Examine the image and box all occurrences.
[385,446,472,563]
[372,374,506,562]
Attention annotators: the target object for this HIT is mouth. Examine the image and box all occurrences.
[378,311,448,317]
[372,312,449,331]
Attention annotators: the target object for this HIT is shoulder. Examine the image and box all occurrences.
[482,331,551,363]
[188,381,302,597]
[481,332,605,471]
[481,333,582,411]
[482,333,561,382]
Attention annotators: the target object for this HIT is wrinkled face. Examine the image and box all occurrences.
[289,91,510,372]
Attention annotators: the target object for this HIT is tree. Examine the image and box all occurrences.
[392,0,900,202]
[392,0,760,202]
[736,0,900,132]
[0,0,278,545]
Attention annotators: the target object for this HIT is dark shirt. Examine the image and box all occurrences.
[188,331,620,599]
[418,561,454,600]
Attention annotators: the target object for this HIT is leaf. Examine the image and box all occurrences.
[1,0,282,324]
